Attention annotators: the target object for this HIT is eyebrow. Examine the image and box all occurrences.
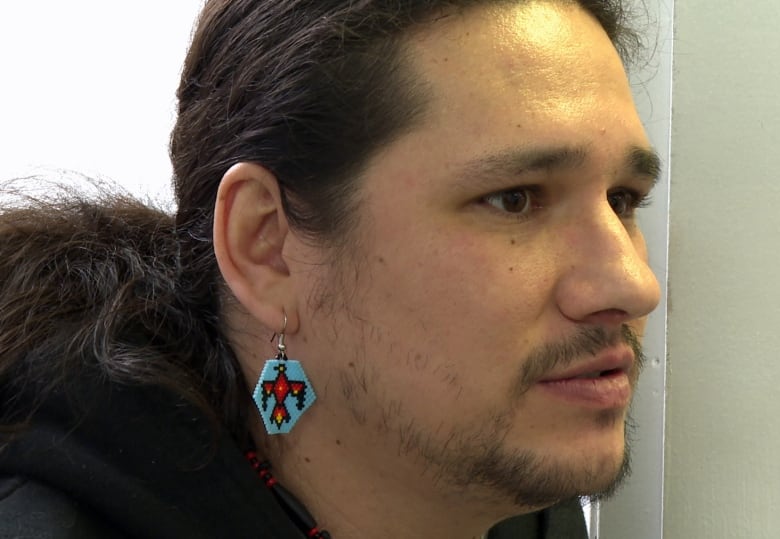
[456,144,662,188]
[627,146,662,183]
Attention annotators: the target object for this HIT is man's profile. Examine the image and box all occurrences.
[0,1,660,537]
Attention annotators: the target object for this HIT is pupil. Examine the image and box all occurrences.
[504,191,527,212]
[609,193,626,214]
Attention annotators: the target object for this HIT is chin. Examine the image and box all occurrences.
[584,445,632,502]
[571,416,634,500]
[533,414,633,502]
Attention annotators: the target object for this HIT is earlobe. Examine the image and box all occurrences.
[213,162,298,333]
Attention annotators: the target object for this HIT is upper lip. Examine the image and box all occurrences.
[538,346,635,382]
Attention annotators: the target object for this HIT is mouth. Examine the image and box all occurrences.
[568,367,626,379]
[536,349,634,408]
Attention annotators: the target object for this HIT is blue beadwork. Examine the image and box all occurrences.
[254,359,316,434]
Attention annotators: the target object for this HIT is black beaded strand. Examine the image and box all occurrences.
[246,451,332,539]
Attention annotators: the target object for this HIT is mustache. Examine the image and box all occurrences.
[514,325,644,396]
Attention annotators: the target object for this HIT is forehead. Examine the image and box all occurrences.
[404,2,639,140]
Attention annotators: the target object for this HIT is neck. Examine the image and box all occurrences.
[254,421,522,539]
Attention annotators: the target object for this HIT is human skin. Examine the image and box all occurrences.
[216,3,661,538]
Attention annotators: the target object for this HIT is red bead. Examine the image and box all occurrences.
[244,450,330,538]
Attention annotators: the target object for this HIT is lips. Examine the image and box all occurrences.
[538,347,634,383]
[536,347,635,408]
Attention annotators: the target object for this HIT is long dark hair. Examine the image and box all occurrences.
[0,0,638,444]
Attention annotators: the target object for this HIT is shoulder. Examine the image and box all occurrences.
[0,475,127,539]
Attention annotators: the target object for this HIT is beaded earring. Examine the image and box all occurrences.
[252,314,316,434]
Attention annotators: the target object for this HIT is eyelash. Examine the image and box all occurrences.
[479,186,653,219]
[608,188,653,218]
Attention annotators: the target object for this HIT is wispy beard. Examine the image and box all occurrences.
[390,324,644,509]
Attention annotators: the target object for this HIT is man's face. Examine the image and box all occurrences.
[287,2,660,514]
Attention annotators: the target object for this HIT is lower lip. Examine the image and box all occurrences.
[537,371,632,408]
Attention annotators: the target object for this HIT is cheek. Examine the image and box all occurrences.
[307,231,564,427]
[373,232,557,354]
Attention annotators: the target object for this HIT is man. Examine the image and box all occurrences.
[0,1,659,537]
[211,0,660,536]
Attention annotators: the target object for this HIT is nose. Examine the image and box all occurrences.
[554,202,661,326]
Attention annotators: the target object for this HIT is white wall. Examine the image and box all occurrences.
[0,1,204,204]
[664,1,780,537]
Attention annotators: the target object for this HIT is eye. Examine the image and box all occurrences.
[607,189,651,218]
[482,188,534,214]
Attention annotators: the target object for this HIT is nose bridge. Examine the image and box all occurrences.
[557,201,660,321]
[584,203,637,261]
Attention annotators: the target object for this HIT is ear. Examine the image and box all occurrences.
[213,162,298,334]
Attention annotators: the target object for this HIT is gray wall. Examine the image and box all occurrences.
[599,1,674,537]
[665,1,780,537]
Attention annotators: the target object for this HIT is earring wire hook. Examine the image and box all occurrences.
[270,312,288,359]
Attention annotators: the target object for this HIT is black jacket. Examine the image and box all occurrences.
[0,380,588,538]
